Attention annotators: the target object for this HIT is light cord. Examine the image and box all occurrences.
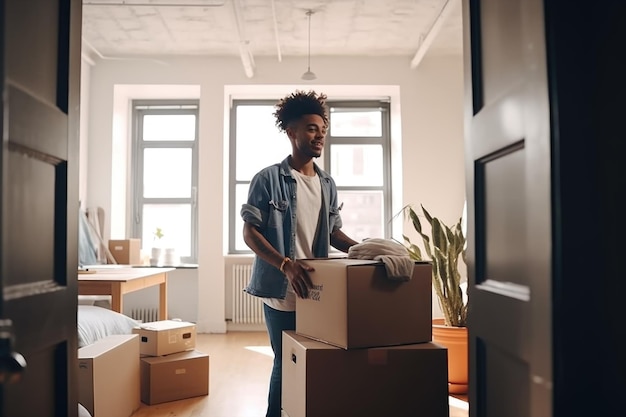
[307,10,312,71]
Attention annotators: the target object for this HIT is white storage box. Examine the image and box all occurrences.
[132,320,196,356]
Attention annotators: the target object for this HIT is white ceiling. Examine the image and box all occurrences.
[81,0,463,76]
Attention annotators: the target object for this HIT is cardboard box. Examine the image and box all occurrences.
[140,350,209,405]
[296,258,432,349]
[78,334,140,417]
[132,320,196,356]
[108,238,141,265]
[282,331,449,417]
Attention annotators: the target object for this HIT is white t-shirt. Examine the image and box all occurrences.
[263,169,322,311]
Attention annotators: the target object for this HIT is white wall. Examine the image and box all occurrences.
[82,52,465,332]
[79,56,92,208]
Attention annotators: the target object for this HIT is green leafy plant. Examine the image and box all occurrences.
[153,227,164,241]
[401,204,468,327]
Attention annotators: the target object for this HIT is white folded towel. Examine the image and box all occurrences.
[348,238,414,281]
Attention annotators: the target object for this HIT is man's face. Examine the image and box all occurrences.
[286,114,327,159]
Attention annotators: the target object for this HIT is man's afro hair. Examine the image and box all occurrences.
[274,90,328,132]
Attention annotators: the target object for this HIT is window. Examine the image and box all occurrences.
[229,99,391,253]
[229,101,291,253]
[326,102,391,243]
[131,100,199,264]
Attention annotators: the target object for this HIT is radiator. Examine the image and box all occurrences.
[130,307,159,323]
[232,264,265,324]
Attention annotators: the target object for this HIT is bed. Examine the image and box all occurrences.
[77,304,139,348]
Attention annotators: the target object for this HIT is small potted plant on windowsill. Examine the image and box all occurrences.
[401,204,469,394]
[150,227,164,266]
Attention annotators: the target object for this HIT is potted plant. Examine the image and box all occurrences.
[401,204,468,394]
[150,227,164,266]
[401,204,467,327]
[154,227,164,241]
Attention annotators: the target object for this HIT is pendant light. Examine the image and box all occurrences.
[301,10,317,80]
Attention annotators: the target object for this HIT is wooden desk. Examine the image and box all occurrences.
[78,267,175,320]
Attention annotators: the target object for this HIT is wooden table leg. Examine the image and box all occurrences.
[111,282,123,313]
[158,276,168,320]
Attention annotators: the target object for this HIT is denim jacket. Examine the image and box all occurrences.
[240,157,343,299]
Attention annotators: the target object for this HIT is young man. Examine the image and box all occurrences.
[240,90,358,417]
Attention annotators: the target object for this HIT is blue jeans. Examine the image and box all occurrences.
[263,304,296,417]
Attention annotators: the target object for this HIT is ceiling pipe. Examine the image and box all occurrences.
[231,0,255,78]
[81,51,96,66]
[270,0,282,62]
[410,0,460,69]
[82,35,169,65]
[82,37,106,60]
[83,0,227,6]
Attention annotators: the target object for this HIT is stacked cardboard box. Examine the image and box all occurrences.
[132,320,209,405]
[78,334,141,417]
[282,258,449,417]
[108,238,141,265]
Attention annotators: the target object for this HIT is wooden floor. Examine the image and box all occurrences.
[130,332,469,417]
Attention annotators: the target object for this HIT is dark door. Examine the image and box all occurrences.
[1,0,82,416]
[464,0,549,415]
[465,0,626,416]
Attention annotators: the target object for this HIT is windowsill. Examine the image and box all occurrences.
[133,264,199,269]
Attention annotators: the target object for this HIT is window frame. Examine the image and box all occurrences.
[130,99,200,264]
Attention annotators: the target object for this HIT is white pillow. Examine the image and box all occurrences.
[77,305,139,348]
[78,403,92,417]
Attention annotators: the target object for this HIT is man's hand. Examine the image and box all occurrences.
[283,259,315,299]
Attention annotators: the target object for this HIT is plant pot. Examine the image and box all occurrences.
[432,318,468,394]
[162,247,179,266]
[150,247,162,266]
